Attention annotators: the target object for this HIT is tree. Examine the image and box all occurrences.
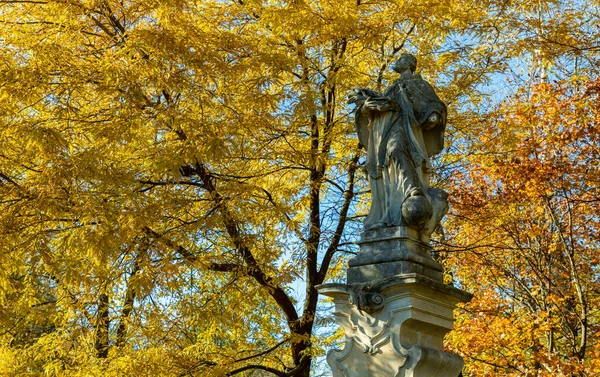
[444,78,600,376]
[439,2,600,374]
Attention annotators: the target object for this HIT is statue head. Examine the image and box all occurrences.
[392,53,417,74]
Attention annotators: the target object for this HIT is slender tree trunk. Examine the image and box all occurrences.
[94,292,110,358]
[116,252,142,348]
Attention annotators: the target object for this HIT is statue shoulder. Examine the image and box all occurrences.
[383,80,403,96]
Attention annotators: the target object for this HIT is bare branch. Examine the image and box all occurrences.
[317,153,359,284]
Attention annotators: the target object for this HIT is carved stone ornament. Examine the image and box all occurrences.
[317,275,472,377]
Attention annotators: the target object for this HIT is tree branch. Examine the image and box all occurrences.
[187,161,299,325]
[116,249,143,348]
[143,226,241,272]
[226,365,285,377]
[317,153,359,284]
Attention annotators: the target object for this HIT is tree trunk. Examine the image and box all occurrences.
[94,292,110,358]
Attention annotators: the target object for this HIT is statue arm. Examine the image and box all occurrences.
[348,87,382,105]
[348,87,398,112]
[349,87,400,150]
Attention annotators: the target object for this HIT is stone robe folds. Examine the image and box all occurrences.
[352,74,448,235]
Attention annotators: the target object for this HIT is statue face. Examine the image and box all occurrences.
[393,54,417,73]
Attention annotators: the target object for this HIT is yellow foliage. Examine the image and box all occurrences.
[1,0,599,375]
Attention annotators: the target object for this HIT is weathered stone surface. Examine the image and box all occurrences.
[348,226,443,284]
[360,224,427,243]
[348,53,448,238]
[317,275,472,377]
[319,54,471,377]
[348,260,443,284]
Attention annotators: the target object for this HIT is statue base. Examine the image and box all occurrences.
[317,275,472,377]
[317,226,472,377]
[348,226,443,284]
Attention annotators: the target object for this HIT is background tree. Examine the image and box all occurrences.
[0,0,508,375]
[444,78,600,376]
[440,1,600,375]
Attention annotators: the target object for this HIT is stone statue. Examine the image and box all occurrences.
[348,53,448,237]
[318,53,471,377]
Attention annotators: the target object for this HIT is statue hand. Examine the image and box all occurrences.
[348,94,369,105]
[363,97,399,112]
[348,87,382,105]
[348,87,369,105]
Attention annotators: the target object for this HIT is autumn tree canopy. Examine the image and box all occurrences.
[445,78,600,376]
[0,0,598,376]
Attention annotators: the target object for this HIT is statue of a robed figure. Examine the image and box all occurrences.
[348,53,448,237]
[317,53,470,377]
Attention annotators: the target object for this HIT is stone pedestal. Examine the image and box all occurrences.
[317,227,471,377]
[347,226,443,284]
